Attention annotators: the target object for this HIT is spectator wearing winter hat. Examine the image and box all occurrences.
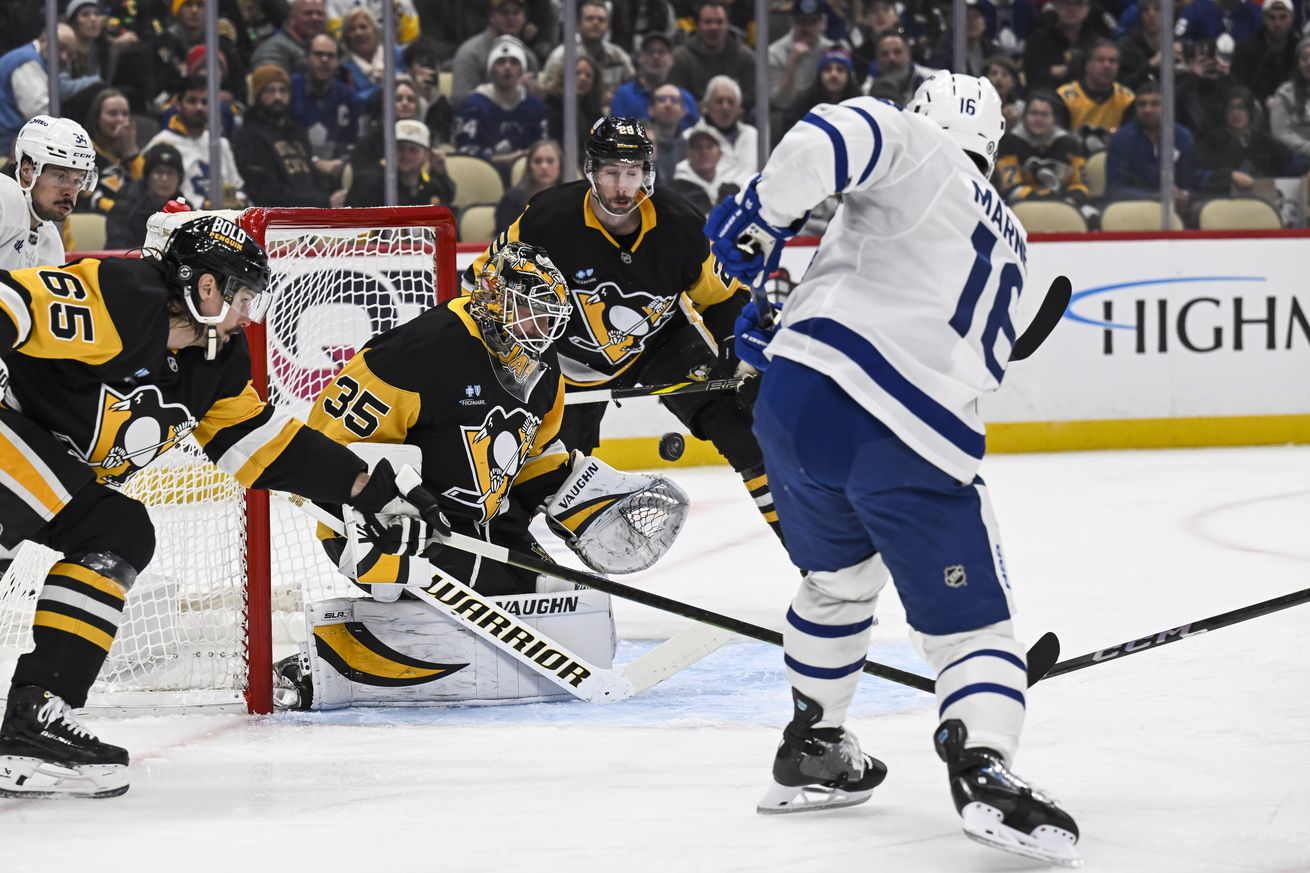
[234,64,343,208]
[347,119,456,207]
[455,36,548,179]
[105,142,191,248]
[1232,0,1300,103]
[781,48,860,141]
[611,32,700,131]
[768,0,836,120]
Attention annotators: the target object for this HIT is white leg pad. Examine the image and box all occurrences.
[913,620,1027,762]
[784,553,889,727]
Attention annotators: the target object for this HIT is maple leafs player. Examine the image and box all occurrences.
[0,215,406,798]
[0,115,97,271]
[705,75,1081,867]
[463,117,784,549]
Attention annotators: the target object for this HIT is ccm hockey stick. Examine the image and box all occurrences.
[1028,586,1310,684]
[281,493,734,703]
[393,468,1056,693]
[563,377,747,406]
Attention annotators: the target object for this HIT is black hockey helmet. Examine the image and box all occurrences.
[585,116,654,163]
[584,117,655,217]
[161,214,273,358]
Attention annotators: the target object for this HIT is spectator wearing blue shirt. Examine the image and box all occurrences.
[611,32,699,132]
[290,33,360,162]
[1106,81,1197,217]
[455,36,548,179]
[1177,0,1264,46]
[340,7,404,105]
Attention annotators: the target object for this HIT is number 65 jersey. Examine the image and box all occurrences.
[757,96,1028,484]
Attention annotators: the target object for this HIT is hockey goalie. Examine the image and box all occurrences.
[274,241,690,709]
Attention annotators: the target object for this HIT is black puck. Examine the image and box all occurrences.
[658,431,685,462]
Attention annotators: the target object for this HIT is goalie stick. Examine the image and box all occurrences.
[1028,586,1310,684]
[391,467,1054,693]
[281,493,734,703]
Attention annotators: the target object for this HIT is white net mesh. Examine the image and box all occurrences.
[0,209,449,711]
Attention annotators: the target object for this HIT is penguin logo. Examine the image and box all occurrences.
[568,282,677,365]
[443,405,541,523]
[80,385,197,485]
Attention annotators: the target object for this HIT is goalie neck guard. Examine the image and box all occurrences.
[470,241,571,389]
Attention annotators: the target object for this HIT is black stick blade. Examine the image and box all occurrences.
[1026,632,1061,686]
[1012,275,1072,361]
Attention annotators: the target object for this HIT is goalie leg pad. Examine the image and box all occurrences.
[302,589,616,708]
[783,553,889,728]
[545,453,690,574]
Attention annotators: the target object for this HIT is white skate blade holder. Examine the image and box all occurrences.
[756,780,874,816]
[961,801,1083,868]
[0,755,129,799]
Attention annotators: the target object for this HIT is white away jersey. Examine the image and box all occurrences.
[757,96,1028,483]
[0,174,65,271]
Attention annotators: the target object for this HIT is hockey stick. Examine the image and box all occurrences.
[563,377,747,406]
[1029,586,1310,684]
[1011,275,1072,361]
[281,493,734,703]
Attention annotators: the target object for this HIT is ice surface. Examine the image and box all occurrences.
[3,447,1308,873]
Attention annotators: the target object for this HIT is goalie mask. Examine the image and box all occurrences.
[584,116,655,219]
[160,215,273,360]
[470,241,571,386]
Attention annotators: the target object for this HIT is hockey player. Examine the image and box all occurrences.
[463,117,783,545]
[0,115,97,271]
[705,75,1081,867]
[305,240,573,599]
[0,214,408,798]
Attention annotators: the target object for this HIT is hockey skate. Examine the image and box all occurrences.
[757,690,887,815]
[0,686,129,798]
[273,650,313,711]
[934,719,1081,868]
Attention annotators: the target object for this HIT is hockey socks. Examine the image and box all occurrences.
[741,465,785,543]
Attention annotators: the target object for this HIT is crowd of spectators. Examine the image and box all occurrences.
[2,0,1309,243]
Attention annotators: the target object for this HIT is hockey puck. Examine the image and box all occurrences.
[658,432,686,462]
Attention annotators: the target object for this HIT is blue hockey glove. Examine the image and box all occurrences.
[734,300,780,372]
[704,176,796,289]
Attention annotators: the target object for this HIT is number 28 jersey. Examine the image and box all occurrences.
[756,97,1029,483]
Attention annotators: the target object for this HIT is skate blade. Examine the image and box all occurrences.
[0,756,129,799]
[756,780,874,815]
[961,802,1082,868]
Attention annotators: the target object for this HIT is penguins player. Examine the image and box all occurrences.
[463,117,783,547]
[0,214,408,798]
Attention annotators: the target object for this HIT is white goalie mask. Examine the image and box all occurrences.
[907,73,1006,177]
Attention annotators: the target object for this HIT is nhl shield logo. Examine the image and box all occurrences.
[944,564,967,588]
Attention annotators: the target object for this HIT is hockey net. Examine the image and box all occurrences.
[0,206,457,713]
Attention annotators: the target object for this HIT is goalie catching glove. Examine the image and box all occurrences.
[544,453,690,574]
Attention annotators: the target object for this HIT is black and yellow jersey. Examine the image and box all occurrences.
[306,296,568,530]
[462,181,745,386]
[1057,81,1136,134]
[0,257,366,502]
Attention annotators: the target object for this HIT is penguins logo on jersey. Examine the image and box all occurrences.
[444,405,541,523]
[567,283,678,365]
[72,385,197,485]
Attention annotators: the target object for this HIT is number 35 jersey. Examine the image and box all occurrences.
[0,258,366,500]
[306,296,568,529]
[755,97,1030,483]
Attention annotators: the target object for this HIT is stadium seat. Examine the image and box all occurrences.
[68,212,106,251]
[1012,201,1087,233]
[1197,197,1281,230]
[1100,200,1183,231]
[1083,151,1106,199]
[438,70,452,100]
[458,204,497,242]
[510,154,527,187]
[445,155,505,210]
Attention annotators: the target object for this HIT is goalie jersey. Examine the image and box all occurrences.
[754,97,1029,483]
[0,257,365,499]
[462,181,743,386]
[306,296,568,532]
